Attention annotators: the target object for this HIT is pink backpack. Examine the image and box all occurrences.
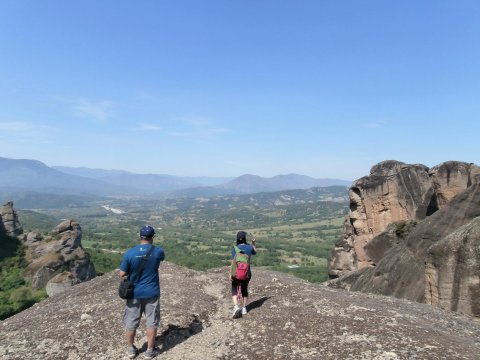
[231,246,250,280]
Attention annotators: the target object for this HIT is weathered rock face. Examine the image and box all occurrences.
[328,160,480,277]
[24,231,43,246]
[430,161,480,207]
[1,263,480,360]
[24,219,96,295]
[46,272,81,297]
[329,173,480,316]
[0,201,23,237]
[425,216,480,316]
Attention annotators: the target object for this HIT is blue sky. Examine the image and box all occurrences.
[0,1,479,180]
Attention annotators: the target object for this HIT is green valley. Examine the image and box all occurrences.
[17,186,348,283]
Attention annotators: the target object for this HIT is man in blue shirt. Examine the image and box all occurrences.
[230,230,256,318]
[119,226,165,359]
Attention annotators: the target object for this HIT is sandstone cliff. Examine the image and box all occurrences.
[328,161,480,277]
[328,160,480,316]
[1,262,479,360]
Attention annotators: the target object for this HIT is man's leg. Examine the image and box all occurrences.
[144,297,161,350]
[124,299,141,358]
[146,327,157,349]
[126,330,136,347]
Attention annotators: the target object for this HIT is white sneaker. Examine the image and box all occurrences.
[232,305,241,318]
[241,307,247,315]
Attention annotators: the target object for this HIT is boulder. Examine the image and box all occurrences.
[46,272,81,297]
[24,231,43,246]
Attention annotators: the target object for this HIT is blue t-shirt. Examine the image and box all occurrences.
[231,243,256,260]
[120,244,165,299]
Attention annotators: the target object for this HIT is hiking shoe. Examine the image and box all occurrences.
[242,307,247,315]
[232,305,242,319]
[127,346,138,359]
[144,347,159,359]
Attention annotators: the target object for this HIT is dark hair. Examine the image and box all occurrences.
[236,230,247,245]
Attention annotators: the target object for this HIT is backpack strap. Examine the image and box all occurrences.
[131,245,155,284]
[233,245,250,263]
[233,245,242,254]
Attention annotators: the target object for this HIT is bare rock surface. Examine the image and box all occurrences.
[425,216,480,316]
[1,262,480,360]
[24,219,96,294]
[330,181,480,316]
[328,160,480,277]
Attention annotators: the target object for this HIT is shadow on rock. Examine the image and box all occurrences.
[145,315,204,353]
[247,296,271,312]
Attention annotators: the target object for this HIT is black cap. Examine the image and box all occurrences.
[140,225,155,239]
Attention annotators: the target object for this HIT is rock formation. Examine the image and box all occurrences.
[328,160,480,316]
[0,201,23,237]
[0,206,97,297]
[328,160,480,277]
[425,216,480,316]
[1,262,480,359]
[24,219,96,296]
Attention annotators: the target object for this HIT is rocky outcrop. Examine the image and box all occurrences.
[24,220,96,295]
[425,216,480,316]
[1,262,480,359]
[328,160,480,277]
[430,161,480,207]
[328,161,480,316]
[0,201,23,237]
[0,203,95,300]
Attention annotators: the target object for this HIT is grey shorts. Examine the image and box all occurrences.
[123,297,160,330]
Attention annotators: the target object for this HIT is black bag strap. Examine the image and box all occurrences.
[131,245,155,284]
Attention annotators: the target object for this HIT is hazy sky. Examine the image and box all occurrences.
[1,1,479,180]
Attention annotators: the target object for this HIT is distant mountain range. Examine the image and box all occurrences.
[0,157,351,202]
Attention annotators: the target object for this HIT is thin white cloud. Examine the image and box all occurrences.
[0,121,56,133]
[366,120,387,128]
[168,127,230,138]
[183,117,212,127]
[72,99,113,122]
[168,116,231,138]
[0,121,35,131]
[139,123,162,131]
[0,121,59,146]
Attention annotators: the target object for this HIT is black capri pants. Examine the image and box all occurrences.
[231,277,250,297]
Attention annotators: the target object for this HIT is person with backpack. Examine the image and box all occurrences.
[230,230,256,318]
[119,225,165,359]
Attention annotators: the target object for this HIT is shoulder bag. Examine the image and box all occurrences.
[119,245,155,299]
